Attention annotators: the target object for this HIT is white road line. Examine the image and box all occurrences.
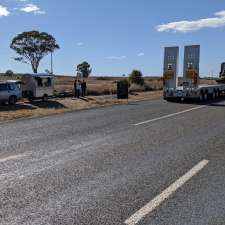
[124,160,209,225]
[0,153,28,163]
[133,105,206,126]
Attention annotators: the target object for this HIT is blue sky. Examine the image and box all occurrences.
[0,0,225,77]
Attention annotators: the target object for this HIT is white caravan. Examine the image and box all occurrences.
[21,74,54,101]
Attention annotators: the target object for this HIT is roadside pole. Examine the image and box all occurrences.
[51,52,53,74]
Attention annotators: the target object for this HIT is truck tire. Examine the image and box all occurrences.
[199,92,204,102]
[216,90,220,98]
[212,90,216,100]
[204,92,208,101]
[8,96,17,105]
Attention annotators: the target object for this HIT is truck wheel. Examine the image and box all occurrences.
[9,96,17,105]
[216,90,220,98]
[199,92,204,102]
[204,92,208,101]
[212,91,216,100]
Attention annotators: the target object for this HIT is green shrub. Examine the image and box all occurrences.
[5,70,14,76]
[129,70,144,86]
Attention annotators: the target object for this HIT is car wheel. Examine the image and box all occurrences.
[9,96,17,105]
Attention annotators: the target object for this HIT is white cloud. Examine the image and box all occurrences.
[77,42,84,46]
[157,10,225,32]
[20,3,45,14]
[137,52,144,57]
[0,5,10,17]
[107,56,126,60]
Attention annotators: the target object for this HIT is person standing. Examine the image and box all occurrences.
[76,80,82,98]
[74,79,77,97]
[81,80,87,97]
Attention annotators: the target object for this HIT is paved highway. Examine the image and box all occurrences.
[0,99,225,225]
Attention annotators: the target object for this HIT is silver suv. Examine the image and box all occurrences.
[0,81,22,105]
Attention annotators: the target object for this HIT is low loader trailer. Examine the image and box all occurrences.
[163,45,225,102]
[164,84,225,101]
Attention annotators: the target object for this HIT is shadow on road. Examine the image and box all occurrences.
[209,102,225,107]
[29,100,67,109]
[0,103,36,112]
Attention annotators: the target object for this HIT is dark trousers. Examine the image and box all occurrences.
[82,88,86,97]
[74,88,77,97]
[77,90,80,98]
[74,89,80,98]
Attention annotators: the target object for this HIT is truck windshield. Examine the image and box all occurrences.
[0,84,8,91]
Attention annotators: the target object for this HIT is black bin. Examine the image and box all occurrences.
[117,80,129,99]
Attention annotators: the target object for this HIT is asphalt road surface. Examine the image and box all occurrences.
[0,99,225,225]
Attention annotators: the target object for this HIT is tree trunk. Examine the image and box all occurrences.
[32,65,38,74]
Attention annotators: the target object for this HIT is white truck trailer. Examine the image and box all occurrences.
[163,45,225,102]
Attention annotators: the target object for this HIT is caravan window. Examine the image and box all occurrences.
[44,78,52,87]
[35,77,43,87]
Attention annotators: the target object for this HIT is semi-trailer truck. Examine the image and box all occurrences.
[163,45,225,102]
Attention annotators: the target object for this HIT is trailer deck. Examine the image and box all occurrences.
[164,84,225,101]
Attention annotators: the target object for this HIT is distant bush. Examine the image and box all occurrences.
[77,61,92,78]
[96,77,111,81]
[5,70,14,76]
[129,70,144,86]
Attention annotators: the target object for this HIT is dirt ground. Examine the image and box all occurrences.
[0,91,162,122]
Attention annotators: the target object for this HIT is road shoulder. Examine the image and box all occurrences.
[0,91,162,123]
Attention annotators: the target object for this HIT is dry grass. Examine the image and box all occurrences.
[0,74,219,122]
[54,76,164,96]
[54,76,118,96]
[0,91,162,122]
